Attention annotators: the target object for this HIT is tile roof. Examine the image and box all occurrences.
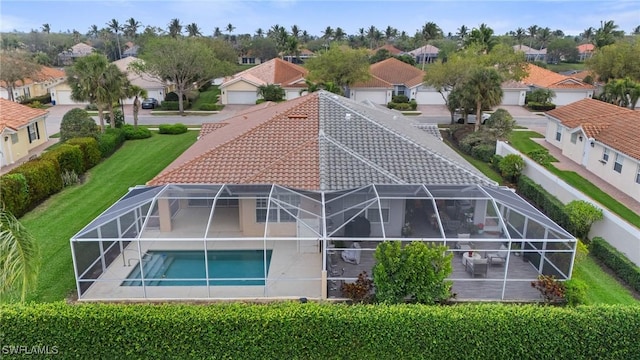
[374,44,404,55]
[408,45,440,55]
[151,91,493,190]
[523,64,594,90]
[111,57,164,88]
[576,44,595,53]
[354,58,425,88]
[221,58,308,88]
[0,98,48,133]
[513,45,547,55]
[546,99,640,160]
[0,66,65,88]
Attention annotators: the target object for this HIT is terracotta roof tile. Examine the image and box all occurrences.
[199,123,228,137]
[354,57,425,88]
[577,44,595,53]
[0,66,65,88]
[221,58,308,88]
[0,98,48,132]
[374,44,403,55]
[523,64,594,89]
[546,99,640,160]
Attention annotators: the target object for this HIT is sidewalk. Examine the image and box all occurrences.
[533,138,640,214]
[0,138,60,175]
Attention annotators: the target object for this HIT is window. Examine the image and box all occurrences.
[602,148,609,162]
[570,132,577,144]
[241,57,255,64]
[555,124,562,141]
[636,165,640,184]
[255,195,299,223]
[10,133,18,144]
[27,123,39,143]
[613,153,623,173]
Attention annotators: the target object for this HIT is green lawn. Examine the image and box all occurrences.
[572,255,639,305]
[18,131,198,302]
[441,134,503,184]
[546,62,586,73]
[508,131,550,155]
[192,87,221,110]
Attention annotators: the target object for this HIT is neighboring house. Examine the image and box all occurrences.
[373,44,404,56]
[351,58,425,104]
[57,42,95,65]
[0,66,66,102]
[122,44,140,58]
[545,98,640,203]
[513,45,547,62]
[283,49,316,64]
[112,57,170,104]
[220,58,307,104]
[237,53,264,65]
[0,98,48,167]
[522,64,595,105]
[408,44,439,64]
[49,81,89,106]
[71,91,576,302]
[501,80,528,106]
[577,44,595,61]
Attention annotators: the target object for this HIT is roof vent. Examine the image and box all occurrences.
[345,113,351,120]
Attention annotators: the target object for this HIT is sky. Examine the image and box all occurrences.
[1,0,638,38]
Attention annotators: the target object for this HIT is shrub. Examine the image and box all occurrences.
[60,108,99,142]
[564,279,587,306]
[97,128,125,158]
[531,275,566,304]
[409,99,417,110]
[104,109,125,128]
[255,99,266,104]
[392,95,409,103]
[340,271,374,303]
[19,93,51,105]
[387,102,413,111]
[122,125,152,140]
[199,103,223,111]
[499,154,525,182]
[527,88,556,104]
[0,173,29,217]
[158,123,188,135]
[517,176,570,229]
[27,100,45,109]
[40,144,84,176]
[471,144,496,162]
[564,200,604,241]
[591,237,640,293]
[9,159,62,210]
[257,84,285,102]
[164,92,186,101]
[484,109,515,139]
[160,101,190,110]
[61,170,80,187]
[527,102,556,111]
[198,81,212,92]
[67,137,101,170]
[490,154,503,172]
[458,131,490,154]
[527,148,555,166]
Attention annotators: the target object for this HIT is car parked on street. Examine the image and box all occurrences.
[455,109,491,124]
[141,98,159,109]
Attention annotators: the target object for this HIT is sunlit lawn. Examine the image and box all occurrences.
[18,131,197,302]
[572,256,639,305]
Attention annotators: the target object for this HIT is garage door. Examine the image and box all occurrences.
[54,90,88,105]
[227,91,257,104]
[502,90,523,105]
[353,90,387,105]
[415,90,446,105]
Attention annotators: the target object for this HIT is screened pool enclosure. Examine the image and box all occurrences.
[71,183,576,301]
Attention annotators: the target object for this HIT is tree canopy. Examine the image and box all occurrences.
[304,45,370,96]
[0,51,42,102]
[587,40,640,82]
[137,37,235,114]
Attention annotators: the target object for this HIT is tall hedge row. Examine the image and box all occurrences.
[8,159,62,209]
[0,302,638,359]
[40,144,84,176]
[66,137,101,171]
[591,237,640,293]
[0,173,29,217]
[517,175,570,231]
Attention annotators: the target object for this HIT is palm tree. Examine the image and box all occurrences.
[420,22,442,68]
[87,24,99,38]
[106,19,122,59]
[595,20,621,48]
[213,27,222,38]
[225,23,236,42]
[456,25,469,42]
[322,26,334,41]
[537,27,552,53]
[384,26,397,43]
[124,17,142,38]
[186,23,202,37]
[41,23,51,48]
[126,85,148,129]
[290,25,300,40]
[461,67,504,131]
[168,18,182,38]
[366,25,379,49]
[0,207,40,302]
[514,27,526,47]
[72,29,81,44]
[527,25,539,49]
[466,23,497,54]
[633,25,640,35]
[334,27,346,42]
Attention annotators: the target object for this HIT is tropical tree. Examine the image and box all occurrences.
[305,45,370,97]
[290,25,300,40]
[465,23,497,53]
[537,27,552,52]
[527,25,539,49]
[41,23,51,48]
[594,20,622,48]
[214,27,223,38]
[87,24,99,38]
[257,84,285,102]
[137,37,235,114]
[168,18,183,38]
[0,51,42,101]
[334,27,346,42]
[633,25,640,35]
[124,17,142,38]
[459,67,504,131]
[106,19,122,59]
[581,27,594,44]
[600,77,640,109]
[514,27,526,47]
[456,25,469,42]
[586,40,640,82]
[127,85,148,129]
[322,26,334,45]
[0,207,40,302]
[225,23,236,42]
[186,23,203,37]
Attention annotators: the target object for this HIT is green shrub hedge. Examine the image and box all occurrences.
[471,144,496,162]
[591,237,640,293]
[122,125,153,140]
[160,100,190,110]
[41,144,84,176]
[0,302,638,359]
[19,93,51,105]
[527,102,556,111]
[198,103,224,111]
[0,173,29,217]
[159,123,188,134]
[96,128,126,158]
[8,159,63,211]
[517,175,570,230]
[66,137,101,171]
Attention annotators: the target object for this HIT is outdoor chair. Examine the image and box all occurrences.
[341,242,361,265]
[487,245,508,266]
[467,258,489,277]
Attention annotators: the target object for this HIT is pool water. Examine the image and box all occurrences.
[122,250,273,286]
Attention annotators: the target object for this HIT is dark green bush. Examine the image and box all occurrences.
[160,100,190,110]
[527,148,556,166]
[198,103,223,111]
[458,132,488,154]
[0,173,29,217]
[591,237,640,293]
[392,95,409,103]
[0,302,639,359]
[60,108,99,142]
[97,128,125,158]
[517,175,570,230]
[122,125,152,140]
[527,102,556,111]
[471,144,496,162]
[564,279,588,306]
[40,144,84,176]
[199,81,212,92]
[84,103,98,111]
[409,99,417,110]
[158,123,188,135]
[67,137,101,171]
[9,159,62,210]
[19,93,51,105]
[104,109,125,128]
[164,92,186,101]
[255,98,266,104]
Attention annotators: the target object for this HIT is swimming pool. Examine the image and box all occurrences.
[122,250,273,286]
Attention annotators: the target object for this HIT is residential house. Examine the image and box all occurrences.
[0,66,66,103]
[544,98,640,203]
[523,64,595,105]
[408,44,439,64]
[350,57,425,104]
[71,91,576,301]
[577,44,595,62]
[237,53,264,66]
[122,42,140,58]
[220,58,307,104]
[513,45,547,63]
[283,49,316,64]
[112,57,170,104]
[373,44,404,56]
[0,99,48,167]
[57,42,95,65]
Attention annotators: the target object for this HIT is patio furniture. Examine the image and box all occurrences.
[467,258,489,277]
[341,242,361,265]
[462,251,481,266]
[487,244,508,266]
[456,239,474,255]
[443,219,462,232]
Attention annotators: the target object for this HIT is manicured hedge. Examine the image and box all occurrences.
[0,302,638,359]
[160,100,190,110]
[67,137,101,171]
[591,237,640,293]
[159,123,188,134]
[517,175,570,231]
[198,103,224,111]
[96,128,126,158]
[0,173,29,217]
[8,159,62,211]
[122,125,152,140]
[41,144,84,176]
